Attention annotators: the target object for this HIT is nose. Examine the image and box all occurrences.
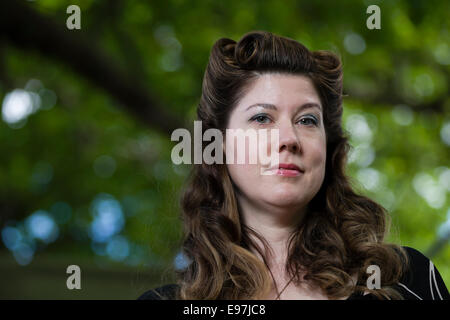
[278,121,301,154]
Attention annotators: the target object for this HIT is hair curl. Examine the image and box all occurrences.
[175,30,409,300]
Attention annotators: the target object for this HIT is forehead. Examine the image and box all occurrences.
[237,73,322,109]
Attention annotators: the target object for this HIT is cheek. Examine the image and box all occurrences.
[225,139,262,188]
[313,142,327,162]
[226,163,259,193]
[225,134,262,165]
[257,130,276,159]
[308,139,327,173]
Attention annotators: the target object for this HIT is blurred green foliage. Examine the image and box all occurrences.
[0,0,449,298]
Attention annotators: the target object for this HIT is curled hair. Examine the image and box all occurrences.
[176,31,409,300]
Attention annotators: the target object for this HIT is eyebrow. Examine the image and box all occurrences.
[245,102,322,112]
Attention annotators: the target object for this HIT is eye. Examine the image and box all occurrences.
[298,116,318,126]
[250,113,272,124]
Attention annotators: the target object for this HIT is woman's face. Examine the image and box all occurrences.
[224,73,327,216]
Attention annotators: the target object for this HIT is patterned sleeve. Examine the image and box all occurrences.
[137,284,179,300]
[397,246,450,300]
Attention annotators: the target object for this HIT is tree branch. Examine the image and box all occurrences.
[343,87,447,114]
[0,0,185,135]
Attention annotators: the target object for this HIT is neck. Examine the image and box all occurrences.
[235,191,308,270]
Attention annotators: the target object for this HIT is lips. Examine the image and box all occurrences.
[278,163,303,172]
[267,163,304,176]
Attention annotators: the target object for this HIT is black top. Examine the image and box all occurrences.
[138,246,450,300]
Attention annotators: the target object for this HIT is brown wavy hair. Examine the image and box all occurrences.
[175,30,409,300]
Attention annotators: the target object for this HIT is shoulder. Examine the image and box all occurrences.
[137,284,180,300]
[395,246,449,300]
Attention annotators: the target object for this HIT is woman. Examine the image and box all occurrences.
[139,31,449,300]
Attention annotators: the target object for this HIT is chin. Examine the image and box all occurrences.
[264,193,306,208]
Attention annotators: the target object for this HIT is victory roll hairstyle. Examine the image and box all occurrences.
[174,30,408,300]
